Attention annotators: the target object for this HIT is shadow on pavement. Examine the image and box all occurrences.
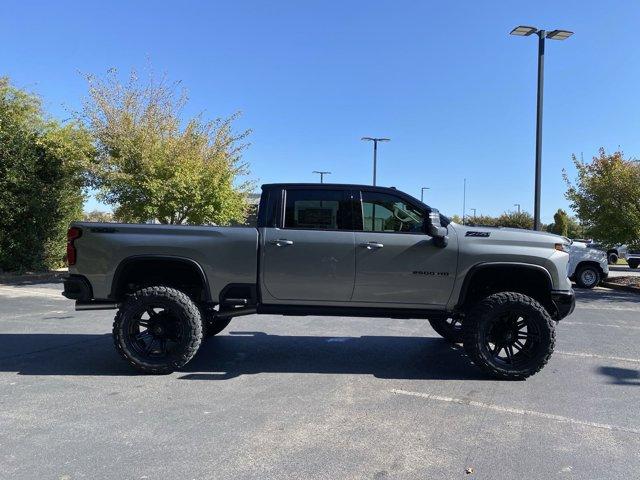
[574,288,640,304]
[0,331,489,381]
[598,366,640,386]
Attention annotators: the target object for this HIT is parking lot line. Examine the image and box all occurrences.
[556,350,640,364]
[391,389,640,435]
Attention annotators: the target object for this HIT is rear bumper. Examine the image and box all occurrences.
[551,289,575,320]
[62,275,93,301]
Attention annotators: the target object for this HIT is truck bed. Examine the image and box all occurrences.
[69,222,259,302]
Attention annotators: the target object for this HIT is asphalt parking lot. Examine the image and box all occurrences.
[1,282,639,480]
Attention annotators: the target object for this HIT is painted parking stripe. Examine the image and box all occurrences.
[562,320,640,330]
[391,389,640,435]
[556,350,640,364]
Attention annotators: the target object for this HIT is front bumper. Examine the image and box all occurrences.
[551,289,575,320]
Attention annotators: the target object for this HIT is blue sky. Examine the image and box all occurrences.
[2,1,639,222]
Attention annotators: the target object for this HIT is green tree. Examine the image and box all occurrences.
[83,210,115,222]
[82,69,252,225]
[564,148,640,245]
[495,211,534,229]
[0,77,93,272]
[465,214,498,227]
[549,209,569,236]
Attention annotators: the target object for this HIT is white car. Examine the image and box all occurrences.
[568,241,609,288]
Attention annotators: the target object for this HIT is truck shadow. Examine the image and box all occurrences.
[0,332,490,380]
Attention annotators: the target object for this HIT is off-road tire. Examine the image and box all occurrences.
[113,286,203,374]
[607,252,618,265]
[202,312,232,337]
[628,260,639,269]
[462,292,555,380]
[428,317,463,343]
[575,264,601,289]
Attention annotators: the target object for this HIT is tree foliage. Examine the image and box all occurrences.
[564,148,640,245]
[546,209,584,238]
[82,69,252,225]
[0,77,93,271]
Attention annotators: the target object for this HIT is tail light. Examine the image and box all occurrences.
[67,227,82,266]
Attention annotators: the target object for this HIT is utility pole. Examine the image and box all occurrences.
[361,137,390,186]
[510,25,573,230]
[312,171,331,183]
[514,203,521,214]
[462,178,467,225]
[420,187,430,202]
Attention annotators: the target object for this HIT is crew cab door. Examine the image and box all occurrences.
[352,190,457,306]
[260,188,356,302]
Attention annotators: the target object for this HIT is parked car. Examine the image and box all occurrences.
[567,241,609,288]
[626,247,640,269]
[63,183,575,380]
[602,244,627,265]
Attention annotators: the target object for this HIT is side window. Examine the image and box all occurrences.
[361,191,424,233]
[284,189,352,230]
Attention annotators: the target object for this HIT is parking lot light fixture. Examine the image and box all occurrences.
[361,137,390,186]
[510,24,573,231]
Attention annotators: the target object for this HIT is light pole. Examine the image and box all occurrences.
[510,25,573,230]
[462,178,467,225]
[514,203,521,214]
[312,171,331,183]
[361,137,390,186]
[420,187,430,202]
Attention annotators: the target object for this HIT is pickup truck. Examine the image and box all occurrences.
[63,183,575,379]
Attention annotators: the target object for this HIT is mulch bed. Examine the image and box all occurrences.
[601,275,640,293]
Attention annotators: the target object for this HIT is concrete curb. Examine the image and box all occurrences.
[0,271,66,285]
[600,281,640,294]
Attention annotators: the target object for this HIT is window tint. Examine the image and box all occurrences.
[361,191,424,233]
[284,189,351,230]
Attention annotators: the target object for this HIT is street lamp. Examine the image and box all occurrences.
[420,187,430,202]
[312,171,331,183]
[514,203,521,214]
[471,208,477,218]
[510,25,573,231]
[361,137,390,186]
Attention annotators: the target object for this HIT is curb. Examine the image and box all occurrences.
[600,281,640,294]
[0,271,67,285]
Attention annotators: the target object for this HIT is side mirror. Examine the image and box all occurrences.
[423,209,448,247]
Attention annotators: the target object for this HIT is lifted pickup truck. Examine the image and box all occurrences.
[64,183,575,379]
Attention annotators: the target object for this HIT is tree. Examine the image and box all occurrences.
[465,215,498,227]
[0,77,93,272]
[81,69,252,225]
[549,209,569,236]
[83,210,115,222]
[495,211,534,229]
[564,148,640,246]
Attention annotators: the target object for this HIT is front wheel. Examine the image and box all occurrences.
[575,264,601,289]
[462,292,555,380]
[607,252,618,265]
[113,286,203,374]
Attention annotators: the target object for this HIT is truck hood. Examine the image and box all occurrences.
[448,223,567,248]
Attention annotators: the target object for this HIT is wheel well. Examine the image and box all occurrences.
[458,265,553,313]
[110,257,210,302]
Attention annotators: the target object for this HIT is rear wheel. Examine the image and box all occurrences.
[428,316,463,343]
[575,264,601,289]
[113,286,203,374]
[202,312,232,337]
[462,292,555,380]
[628,260,639,269]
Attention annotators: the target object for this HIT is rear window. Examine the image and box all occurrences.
[284,189,351,230]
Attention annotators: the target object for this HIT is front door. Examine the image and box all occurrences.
[261,188,356,302]
[352,190,457,306]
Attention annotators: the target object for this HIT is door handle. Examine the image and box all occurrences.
[360,242,384,250]
[270,239,294,247]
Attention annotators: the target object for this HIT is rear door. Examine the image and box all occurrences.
[261,188,357,302]
[352,190,457,306]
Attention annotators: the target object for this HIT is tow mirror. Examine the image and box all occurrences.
[423,209,448,247]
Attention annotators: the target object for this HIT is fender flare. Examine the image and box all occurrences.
[109,254,212,301]
[456,262,553,309]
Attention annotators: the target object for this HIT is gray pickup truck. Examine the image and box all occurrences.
[63,183,575,379]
